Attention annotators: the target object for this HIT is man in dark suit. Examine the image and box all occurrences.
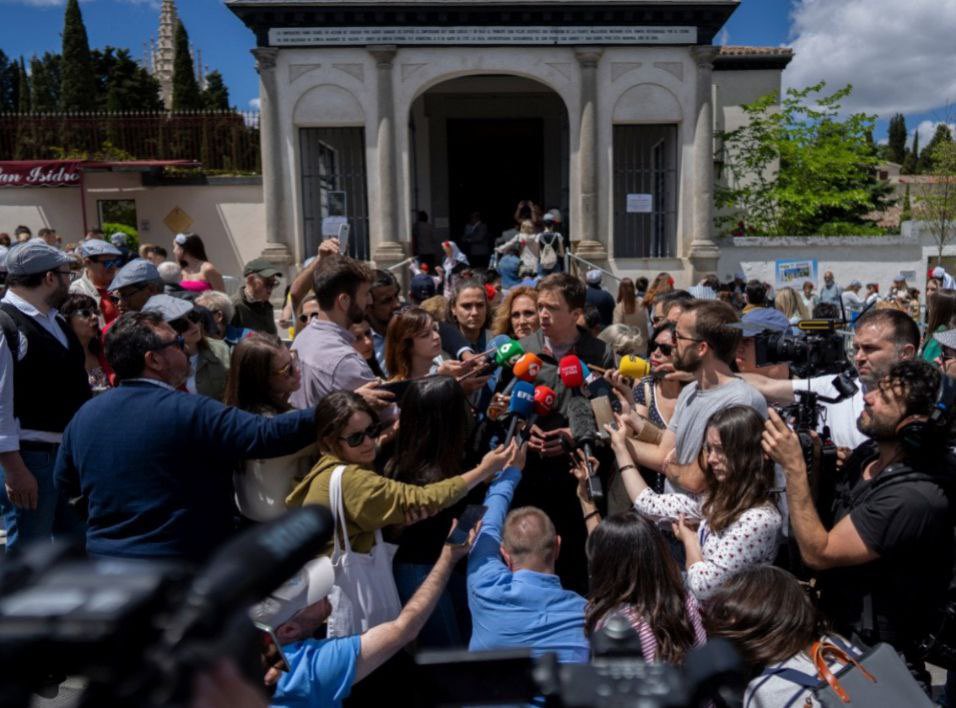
[512,273,613,594]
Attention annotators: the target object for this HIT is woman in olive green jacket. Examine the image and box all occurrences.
[287,389,515,556]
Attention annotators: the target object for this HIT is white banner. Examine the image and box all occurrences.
[269,26,697,46]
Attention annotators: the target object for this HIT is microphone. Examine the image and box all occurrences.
[619,355,651,381]
[567,396,604,503]
[504,380,535,445]
[558,354,585,391]
[494,340,525,368]
[163,505,334,645]
[500,352,543,397]
[479,334,512,360]
[519,385,558,443]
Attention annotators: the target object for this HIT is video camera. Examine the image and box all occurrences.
[0,506,333,708]
[754,319,851,379]
[414,613,747,707]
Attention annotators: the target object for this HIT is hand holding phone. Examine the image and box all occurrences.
[446,504,487,546]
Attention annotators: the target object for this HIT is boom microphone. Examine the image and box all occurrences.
[504,381,536,445]
[567,396,604,503]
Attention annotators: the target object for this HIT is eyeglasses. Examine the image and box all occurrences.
[260,277,279,289]
[71,308,101,320]
[339,422,384,448]
[117,283,150,299]
[149,335,186,352]
[54,268,79,283]
[93,258,122,269]
[298,312,319,325]
[274,350,300,378]
[169,310,202,334]
[652,342,674,356]
[675,333,703,343]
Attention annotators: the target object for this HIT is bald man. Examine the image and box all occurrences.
[467,442,589,663]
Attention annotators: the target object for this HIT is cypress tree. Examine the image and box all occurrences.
[16,58,29,113]
[200,70,230,111]
[59,0,97,112]
[30,53,61,113]
[14,58,30,158]
[0,51,16,111]
[900,183,912,223]
[918,124,954,173]
[902,131,919,174]
[887,114,907,165]
[171,19,202,111]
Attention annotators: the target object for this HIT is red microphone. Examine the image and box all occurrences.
[520,385,558,443]
[558,355,585,391]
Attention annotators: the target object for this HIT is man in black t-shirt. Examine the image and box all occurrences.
[764,360,953,689]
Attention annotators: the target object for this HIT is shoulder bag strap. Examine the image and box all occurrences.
[328,465,352,555]
[811,640,877,703]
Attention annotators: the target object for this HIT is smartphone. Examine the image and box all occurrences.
[590,396,615,439]
[378,378,414,401]
[338,223,350,255]
[254,622,291,673]
[446,504,487,546]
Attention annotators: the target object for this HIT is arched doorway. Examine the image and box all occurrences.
[408,75,570,264]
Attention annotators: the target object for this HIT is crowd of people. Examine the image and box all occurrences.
[0,215,955,708]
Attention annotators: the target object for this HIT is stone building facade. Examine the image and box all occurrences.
[227,0,791,283]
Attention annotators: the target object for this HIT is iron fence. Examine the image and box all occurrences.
[0,111,261,173]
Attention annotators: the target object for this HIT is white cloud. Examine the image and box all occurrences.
[718,29,729,47]
[911,120,956,149]
[0,0,66,5]
[784,0,956,117]
[248,97,261,111]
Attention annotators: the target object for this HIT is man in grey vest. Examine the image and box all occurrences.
[0,241,91,551]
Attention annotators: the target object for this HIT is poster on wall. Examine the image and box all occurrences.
[774,258,818,288]
[626,193,653,213]
[0,161,83,188]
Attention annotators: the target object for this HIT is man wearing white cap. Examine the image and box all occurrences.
[70,239,124,324]
[253,526,476,707]
[0,241,91,550]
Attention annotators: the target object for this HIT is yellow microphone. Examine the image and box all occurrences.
[618,354,651,380]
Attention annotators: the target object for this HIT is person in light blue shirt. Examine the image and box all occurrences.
[467,444,589,663]
[254,524,479,708]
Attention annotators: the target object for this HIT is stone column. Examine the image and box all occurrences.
[573,48,608,264]
[252,47,293,279]
[368,45,406,268]
[688,45,721,280]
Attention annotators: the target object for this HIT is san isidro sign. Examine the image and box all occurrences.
[269,26,697,46]
[0,161,83,188]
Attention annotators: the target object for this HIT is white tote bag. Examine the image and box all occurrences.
[326,465,402,637]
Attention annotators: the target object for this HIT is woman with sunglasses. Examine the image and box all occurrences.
[225,333,317,522]
[169,304,230,401]
[286,391,518,624]
[293,294,320,339]
[60,293,110,393]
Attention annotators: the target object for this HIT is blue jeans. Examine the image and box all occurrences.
[0,446,82,552]
[394,562,469,648]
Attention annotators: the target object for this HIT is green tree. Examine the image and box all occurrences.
[914,141,956,266]
[918,124,954,174]
[16,57,29,113]
[715,82,888,235]
[172,19,202,111]
[902,131,919,174]
[59,0,97,112]
[901,183,912,223]
[0,50,18,111]
[93,47,163,112]
[201,70,230,111]
[30,53,61,113]
[887,113,907,165]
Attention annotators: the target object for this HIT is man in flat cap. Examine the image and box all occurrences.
[0,241,91,550]
[232,257,282,336]
[107,258,165,323]
[70,239,124,325]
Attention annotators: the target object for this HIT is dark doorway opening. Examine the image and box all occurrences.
[446,118,545,256]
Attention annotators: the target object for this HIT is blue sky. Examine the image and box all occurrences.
[1,0,953,147]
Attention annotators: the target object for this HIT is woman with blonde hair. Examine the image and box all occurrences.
[490,285,539,340]
[774,286,810,324]
[614,278,650,336]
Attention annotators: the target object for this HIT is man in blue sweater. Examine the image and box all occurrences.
[54,311,318,561]
[467,443,589,663]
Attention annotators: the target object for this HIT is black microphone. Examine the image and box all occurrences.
[163,505,334,645]
[567,396,604,503]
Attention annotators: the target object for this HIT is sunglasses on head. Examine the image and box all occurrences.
[652,342,674,356]
[339,422,384,448]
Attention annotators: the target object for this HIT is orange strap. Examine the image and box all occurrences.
[810,641,877,704]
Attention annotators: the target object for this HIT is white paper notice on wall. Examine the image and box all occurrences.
[626,193,653,213]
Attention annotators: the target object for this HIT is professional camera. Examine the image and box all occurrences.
[754,319,851,379]
[0,506,332,708]
[414,613,747,707]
